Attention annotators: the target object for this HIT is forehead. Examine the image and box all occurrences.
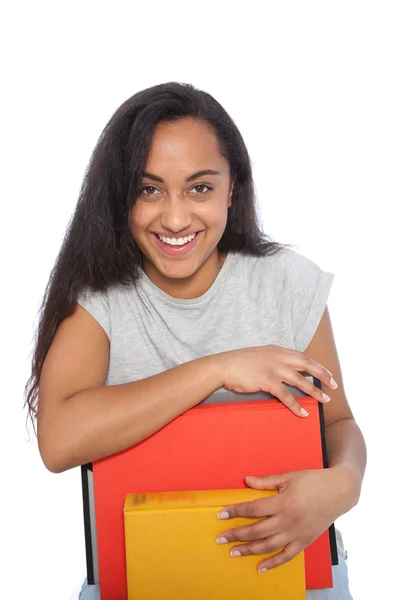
[145,118,226,171]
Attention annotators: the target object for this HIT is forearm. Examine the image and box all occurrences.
[325,417,367,511]
[42,354,225,473]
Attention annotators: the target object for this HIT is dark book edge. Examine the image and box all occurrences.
[81,463,95,584]
[315,378,339,566]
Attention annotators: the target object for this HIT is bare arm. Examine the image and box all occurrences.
[305,307,367,509]
[324,418,366,511]
[212,308,367,573]
[38,305,224,473]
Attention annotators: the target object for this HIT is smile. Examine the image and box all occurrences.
[157,233,197,246]
[152,231,203,256]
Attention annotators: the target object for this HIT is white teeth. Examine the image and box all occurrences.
[157,233,197,246]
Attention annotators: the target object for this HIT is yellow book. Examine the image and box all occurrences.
[124,489,306,600]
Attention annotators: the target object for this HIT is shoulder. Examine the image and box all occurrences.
[77,281,136,339]
[231,246,318,293]
[231,246,333,290]
[230,248,335,350]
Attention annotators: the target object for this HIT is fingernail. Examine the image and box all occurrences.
[301,407,309,417]
[217,511,230,520]
[258,567,268,574]
[322,393,331,402]
[230,549,241,557]
[216,537,228,545]
[330,377,338,389]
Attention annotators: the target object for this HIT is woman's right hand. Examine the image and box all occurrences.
[219,345,337,417]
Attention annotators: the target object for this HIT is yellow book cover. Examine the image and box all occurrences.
[124,489,306,600]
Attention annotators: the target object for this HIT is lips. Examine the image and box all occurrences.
[152,230,203,257]
[156,232,197,246]
[154,230,200,238]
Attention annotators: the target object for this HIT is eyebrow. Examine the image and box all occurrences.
[142,169,222,183]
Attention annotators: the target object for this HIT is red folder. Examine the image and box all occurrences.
[93,398,333,600]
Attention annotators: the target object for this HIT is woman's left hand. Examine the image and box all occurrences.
[216,468,353,572]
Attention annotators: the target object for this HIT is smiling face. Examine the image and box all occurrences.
[129,117,234,298]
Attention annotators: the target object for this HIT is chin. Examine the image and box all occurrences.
[158,264,198,280]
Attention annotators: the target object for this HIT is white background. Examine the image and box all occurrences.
[1,2,399,598]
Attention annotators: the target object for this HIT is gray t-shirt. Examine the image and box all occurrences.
[77,248,335,390]
[77,248,344,597]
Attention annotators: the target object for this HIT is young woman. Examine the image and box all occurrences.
[25,82,366,599]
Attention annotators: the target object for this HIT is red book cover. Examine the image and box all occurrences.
[93,397,333,600]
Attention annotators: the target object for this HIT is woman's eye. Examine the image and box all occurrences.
[140,184,212,197]
[192,184,212,194]
[141,186,160,195]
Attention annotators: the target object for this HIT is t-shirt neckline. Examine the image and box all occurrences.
[138,252,234,306]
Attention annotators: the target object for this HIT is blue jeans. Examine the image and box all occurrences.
[79,543,352,599]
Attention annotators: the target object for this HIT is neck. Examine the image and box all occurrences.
[142,250,227,299]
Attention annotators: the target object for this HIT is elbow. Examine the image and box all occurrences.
[37,401,82,473]
[42,458,66,474]
[39,444,69,474]
[38,430,74,474]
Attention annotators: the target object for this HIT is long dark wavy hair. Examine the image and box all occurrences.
[24,81,293,427]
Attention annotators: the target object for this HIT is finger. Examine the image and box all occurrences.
[272,345,335,385]
[217,494,280,520]
[267,383,309,418]
[289,369,332,405]
[216,515,281,545]
[296,354,338,391]
[257,541,302,572]
[229,533,287,558]
[244,474,286,490]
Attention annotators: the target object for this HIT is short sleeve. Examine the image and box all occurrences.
[283,250,335,352]
[77,288,111,340]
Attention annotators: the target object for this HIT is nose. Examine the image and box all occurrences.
[160,196,192,233]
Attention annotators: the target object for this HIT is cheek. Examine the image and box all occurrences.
[198,196,230,224]
[205,202,230,230]
[128,211,148,256]
[129,203,148,234]
[128,216,138,240]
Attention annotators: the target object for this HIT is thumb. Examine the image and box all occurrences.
[244,473,287,490]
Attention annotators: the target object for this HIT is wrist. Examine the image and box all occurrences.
[201,352,227,390]
[328,464,362,514]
